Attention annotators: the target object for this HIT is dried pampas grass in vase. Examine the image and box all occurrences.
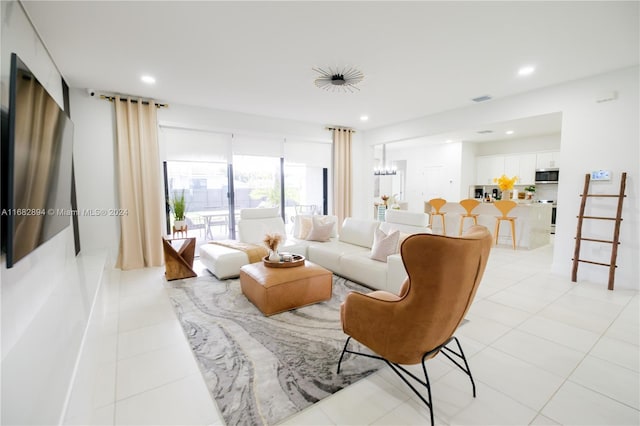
[264,233,282,262]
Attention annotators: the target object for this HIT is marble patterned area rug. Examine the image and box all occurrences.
[167,274,383,426]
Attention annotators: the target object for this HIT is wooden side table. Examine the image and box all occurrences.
[162,236,197,280]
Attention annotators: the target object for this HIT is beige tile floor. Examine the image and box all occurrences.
[64,241,639,425]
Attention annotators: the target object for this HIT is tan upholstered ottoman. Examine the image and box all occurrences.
[240,261,333,316]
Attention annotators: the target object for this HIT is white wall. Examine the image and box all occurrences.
[69,89,119,258]
[0,2,62,107]
[460,142,478,198]
[383,140,465,211]
[362,66,639,290]
[1,2,107,424]
[475,133,561,156]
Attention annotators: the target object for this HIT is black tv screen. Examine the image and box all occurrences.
[2,53,74,268]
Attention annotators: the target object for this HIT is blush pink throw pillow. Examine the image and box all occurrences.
[305,216,335,242]
[369,228,400,262]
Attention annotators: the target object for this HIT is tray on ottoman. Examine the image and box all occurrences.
[240,260,332,316]
[262,254,305,268]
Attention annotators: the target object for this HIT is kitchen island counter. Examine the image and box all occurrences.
[433,201,552,249]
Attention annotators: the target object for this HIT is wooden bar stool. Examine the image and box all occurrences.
[428,198,447,235]
[493,200,517,249]
[458,198,480,235]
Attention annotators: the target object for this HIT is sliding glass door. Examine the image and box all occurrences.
[165,160,231,250]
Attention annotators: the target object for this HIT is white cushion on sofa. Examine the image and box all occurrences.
[307,240,368,273]
[385,209,428,226]
[278,238,310,257]
[240,207,280,219]
[381,209,432,235]
[238,217,286,245]
[340,252,389,290]
[387,254,409,294]
[199,244,248,279]
[338,218,379,248]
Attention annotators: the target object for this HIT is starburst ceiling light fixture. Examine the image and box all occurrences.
[313,66,364,93]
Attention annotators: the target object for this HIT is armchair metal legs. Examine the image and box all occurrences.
[337,336,476,426]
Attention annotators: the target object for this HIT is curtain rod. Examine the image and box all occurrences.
[325,126,356,133]
[99,94,168,109]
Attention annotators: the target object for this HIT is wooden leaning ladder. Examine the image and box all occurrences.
[572,172,627,290]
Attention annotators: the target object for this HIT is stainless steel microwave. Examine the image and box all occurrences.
[535,168,559,183]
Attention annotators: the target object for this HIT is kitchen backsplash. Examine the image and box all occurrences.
[535,183,558,201]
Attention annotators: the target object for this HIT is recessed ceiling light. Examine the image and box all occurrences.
[360,115,369,121]
[518,66,535,76]
[141,75,156,84]
[445,139,453,143]
[505,130,514,135]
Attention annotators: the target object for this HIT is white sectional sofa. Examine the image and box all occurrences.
[199,207,431,294]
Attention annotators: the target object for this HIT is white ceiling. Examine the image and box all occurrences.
[22,1,639,131]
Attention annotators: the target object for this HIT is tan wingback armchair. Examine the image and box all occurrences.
[337,225,492,425]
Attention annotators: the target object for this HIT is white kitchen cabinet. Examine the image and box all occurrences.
[476,155,504,185]
[504,155,520,178]
[477,153,537,185]
[519,153,537,184]
[505,154,536,184]
[536,151,560,169]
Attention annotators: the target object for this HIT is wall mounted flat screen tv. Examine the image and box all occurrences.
[1,53,74,268]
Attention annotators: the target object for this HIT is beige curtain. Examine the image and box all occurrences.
[114,97,163,269]
[13,69,61,260]
[332,128,353,229]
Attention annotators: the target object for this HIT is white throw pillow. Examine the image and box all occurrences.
[294,216,313,239]
[370,228,400,262]
[305,216,335,242]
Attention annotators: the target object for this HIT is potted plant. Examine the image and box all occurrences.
[524,185,536,200]
[171,190,187,231]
